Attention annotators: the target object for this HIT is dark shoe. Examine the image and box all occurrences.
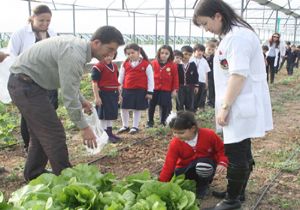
[111,133,121,140]
[129,127,139,134]
[212,191,245,202]
[146,121,154,128]
[202,199,241,210]
[117,126,130,134]
[108,136,120,144]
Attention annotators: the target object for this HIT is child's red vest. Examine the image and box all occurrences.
[123,59,149,90]
[152,60,179,91]
[93,62,119,91]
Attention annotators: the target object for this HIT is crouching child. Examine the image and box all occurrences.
[159,111,228,199]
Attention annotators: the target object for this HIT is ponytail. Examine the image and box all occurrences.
[124,43,149,61]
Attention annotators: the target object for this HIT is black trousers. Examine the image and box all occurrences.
[8,74,71,181]
[267,56,276,84]
[194,82,207,111]
[21,89,58,148]
[176,85,195,112]
[175,158,216,185]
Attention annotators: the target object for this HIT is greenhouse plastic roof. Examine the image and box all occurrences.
[2,0,299,40]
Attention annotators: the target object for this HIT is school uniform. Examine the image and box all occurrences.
[148,60,179,125]
[190,56,210,110]
[176,62,199,111]
[91,61,119,120]
[286,50,298,75]
[118,59,154,110]
[159,128,228,183]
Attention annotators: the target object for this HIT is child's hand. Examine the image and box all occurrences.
[194,87,199,94]
[145,94,152,100]
[172,90,177,98]
[95,98,102,106]
[118,95,122,104]
[216,165,227,174]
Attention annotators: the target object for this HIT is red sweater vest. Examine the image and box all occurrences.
[152,60,179,91]
[93,62,119,91]
[123,59,149,90]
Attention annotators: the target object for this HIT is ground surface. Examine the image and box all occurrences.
[1,69,300,210]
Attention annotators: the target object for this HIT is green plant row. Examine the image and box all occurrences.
[2,164,199,210]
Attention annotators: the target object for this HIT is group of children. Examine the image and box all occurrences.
[91,41,219,142]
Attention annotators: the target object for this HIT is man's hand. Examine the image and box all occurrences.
[81,126,97,148]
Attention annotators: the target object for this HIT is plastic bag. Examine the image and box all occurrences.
[83,107,108,155]
[0,56,15,104]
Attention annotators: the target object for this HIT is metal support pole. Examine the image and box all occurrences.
[133,12,136,43]
[275,10,278,33]
[72,4,76,36]
[241,0,244,18]
[174,17,176,50]
[189,19,191,45]
[293,18,297,44]
[28,0,32,16]
[201,28,204,44]
[165,0,170,45]
[155,14,158,54]
[106,9,109,25]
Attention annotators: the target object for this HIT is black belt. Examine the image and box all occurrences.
[13,73,34,83]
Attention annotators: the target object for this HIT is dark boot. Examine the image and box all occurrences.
[239,159,255,202]
[107,127,121,141]
[203,166,249,210]
[105,127,120,143]
[146,120,154,128]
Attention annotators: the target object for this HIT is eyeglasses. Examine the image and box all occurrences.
[272,36,279,38]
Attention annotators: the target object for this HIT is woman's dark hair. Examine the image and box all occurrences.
[269,33,280,48]
[169,111,198,130]
[193,0,253,35]
[156,45,174,62]
[28,5,52,23]
[124,43,149,61]
[91,26,125,46]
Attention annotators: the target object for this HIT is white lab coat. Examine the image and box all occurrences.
[7,24,56,56]
[214,26,273,144]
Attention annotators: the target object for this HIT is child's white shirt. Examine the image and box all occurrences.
[190,57,210,83]
[186,133,198,147]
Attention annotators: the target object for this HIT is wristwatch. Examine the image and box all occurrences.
[221,103,230,110]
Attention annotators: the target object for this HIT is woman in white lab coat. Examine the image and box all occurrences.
[7,5,57,152]
[264,33,286,84]
[193,0,273,209]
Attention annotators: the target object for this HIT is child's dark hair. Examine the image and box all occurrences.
[124,43,149,61]
[262,45,269,51]
[181,45,193,53]
[193,43,205,52]
[169,111,198,130]
[174,50,183,58]
[156,45,174,62]
[193,0,254,35]
[91,26,125,46]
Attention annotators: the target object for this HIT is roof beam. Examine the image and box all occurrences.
[251,0,300,18]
